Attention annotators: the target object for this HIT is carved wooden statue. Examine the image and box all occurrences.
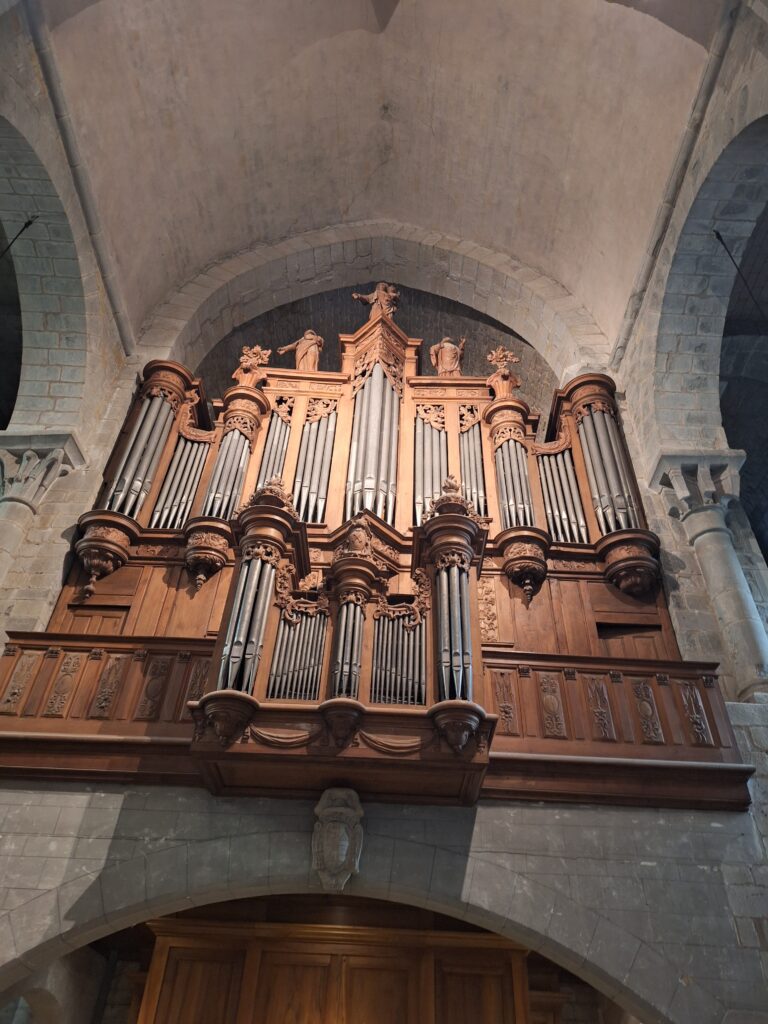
[430,336,466,377]
[352,282,400,319]
[486,345,521,398]
[232,344,271,387]
[277,329,324,372]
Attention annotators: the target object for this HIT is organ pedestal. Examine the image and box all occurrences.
[0,308,753,808]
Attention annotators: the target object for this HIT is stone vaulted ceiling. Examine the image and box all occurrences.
[39,0,725,362]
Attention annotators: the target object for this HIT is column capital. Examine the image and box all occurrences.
[648,447,745,520]
[0,431,86,513]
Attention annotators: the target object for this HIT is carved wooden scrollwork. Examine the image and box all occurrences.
[306,398,338,423]
[416,404,446,431]
[459,405,480,432]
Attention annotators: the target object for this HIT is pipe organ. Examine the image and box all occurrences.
[0,294,752,809]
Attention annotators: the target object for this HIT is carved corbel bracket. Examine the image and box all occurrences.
[318,697,366,748]
[595,528,661,597]
[74,510,140,597]
[188,689,259,748]
[428,700,494,756]
[649,449,745,519]
[183,517,232,590]
[497,526,552,604]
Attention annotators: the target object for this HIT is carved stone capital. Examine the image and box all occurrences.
[184,517,232,590]
[649,448,745,520]
[0,432,85,513]
[595,528,660,597]
[497,526,551,604]
[74,510,139,597]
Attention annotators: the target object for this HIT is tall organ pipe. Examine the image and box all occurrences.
[576,405,638,535]
[414,413,448,525]
[495,437,533,530]
[203,429,251,520]
[106,394,176,518]
[217,550,277,694]
[435,559,473,701]
[150,435,210,529]
[460,423,487,515]
[346,366,400,524]
[293,408,337,523]
[330,600,365,698]
[536,450,588,544]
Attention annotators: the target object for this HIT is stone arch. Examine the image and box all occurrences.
[139,220,610,381]
[0,117,88,433]
[0,813,719,1024]
[653,117,768,452]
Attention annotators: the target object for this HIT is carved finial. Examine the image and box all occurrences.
[423,476,475,519]
[351,282,400,320]
[486,346,522,399]
[430,336,466,377]
[232,344,271,387]
[442,475,461,496]
[242,477,299,519]
[277,329,324,372]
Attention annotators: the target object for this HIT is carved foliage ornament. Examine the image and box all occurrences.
[242,541,281,566]
[306,398,337,423]
[486,346,521,399]
[242,477,299,521]
[373,568,430,630]
[276,565,329,625]
[179,389,216,443]
[312,787,364,894]
[477,575,499,641]
[491,421,526,450]
[0,448,69,510]
[459,405,480,432]
[416,404,446,431]
[231,344,271,388]
[435,551,471,573]
[273,395,295,424]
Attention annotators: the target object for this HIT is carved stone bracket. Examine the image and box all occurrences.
[312,788,364,893]
[0,432,85,513]
[183,517,232,590]
[650,449,744,518]
[595,529,660,597]
[74,510,140,597]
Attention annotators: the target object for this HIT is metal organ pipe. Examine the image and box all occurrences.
[536,450,588,544]
[267,606,328,701]
[576,404,638,535]
[331,599,365,698]
[293,406,337,523]
[217,550,277,694]
[435,558,473,701]
[414,410,448,525]
[345,365,400,524]
[459,422,487,515]
[203,427,251,520]
[150,435,210,529]
[105,393,176,517]
[495,435,533,530]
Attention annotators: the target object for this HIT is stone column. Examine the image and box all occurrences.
[653,450,768,701]
[0,433,86,591]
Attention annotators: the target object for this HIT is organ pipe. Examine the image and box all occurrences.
[537,450,588,543]
[267,606,328,701]
[414,408,448,525]
[494,436,533,530]
[202,428,250,520]
[459,422,487,515]
[435,556,473,701]
[105,393,175,518]
[256,412,291,491]
[293,404,337,523]
[330,598,365,698]
[217,546,277,694]
[150,436,209,529]
[345,363,399,524]
[372,612,425,705]
[576,405,639,535]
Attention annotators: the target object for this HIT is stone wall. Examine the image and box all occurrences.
[0,701,765,1023]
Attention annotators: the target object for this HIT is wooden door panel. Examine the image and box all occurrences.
[436,957,516,1024]
[153,948,243,1024]
[256,952,334,1024]
[343,955,418,1024]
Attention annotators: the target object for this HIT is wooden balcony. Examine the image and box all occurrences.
[0,634,752,808]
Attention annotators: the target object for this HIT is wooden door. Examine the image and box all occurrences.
[340,953,420,1024]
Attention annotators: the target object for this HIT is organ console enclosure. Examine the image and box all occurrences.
[0,297,752,808]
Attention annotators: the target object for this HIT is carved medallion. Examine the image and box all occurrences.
[311,788,364,893]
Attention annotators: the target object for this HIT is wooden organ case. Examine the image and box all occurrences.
[0,302,753,808]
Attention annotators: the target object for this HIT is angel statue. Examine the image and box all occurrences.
[486,345,521,399]
[352,282,400,320]
[232,344,271,387]
[277,329,324,372]
[430,336,466,377]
